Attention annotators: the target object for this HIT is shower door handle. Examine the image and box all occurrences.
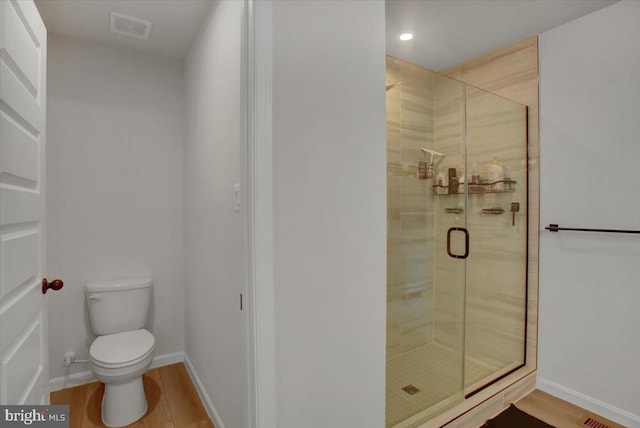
[447,227,469,259]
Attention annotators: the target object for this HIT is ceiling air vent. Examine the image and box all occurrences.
[110,12,152,40]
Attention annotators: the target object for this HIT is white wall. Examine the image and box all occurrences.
[46,35,185,380]
[538,2,640,426]
[183,1,246,428]
[272,1,387,427]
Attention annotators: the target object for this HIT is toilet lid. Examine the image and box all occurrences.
[90,329,155,365]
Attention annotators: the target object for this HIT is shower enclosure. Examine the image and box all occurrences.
[386,57,528,427]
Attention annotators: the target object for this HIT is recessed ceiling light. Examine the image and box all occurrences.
[400,33,414,41]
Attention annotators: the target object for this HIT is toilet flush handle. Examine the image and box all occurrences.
[87,294,103,301]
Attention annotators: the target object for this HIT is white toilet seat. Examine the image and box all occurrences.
[90,329,155,368]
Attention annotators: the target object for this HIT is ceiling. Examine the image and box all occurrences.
[35,0,213,60]
[386,0,619,71]
[36,0,619,66]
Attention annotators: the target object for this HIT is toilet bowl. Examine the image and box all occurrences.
[86,278,155,427]
[89,329,155,427]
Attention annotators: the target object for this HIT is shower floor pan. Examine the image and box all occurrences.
[386,342,502,427]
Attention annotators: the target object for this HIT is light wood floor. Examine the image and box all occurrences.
[52,370,624,428]
[516,389,626,428]
[50,363,214,428]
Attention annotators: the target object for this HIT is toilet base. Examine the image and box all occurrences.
[101,376,147,427]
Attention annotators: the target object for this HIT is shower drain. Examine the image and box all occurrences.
[401,385,420,395]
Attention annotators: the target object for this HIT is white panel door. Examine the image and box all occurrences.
[0,0,51,405]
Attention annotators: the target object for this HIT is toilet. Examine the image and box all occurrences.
[86,278,155,427]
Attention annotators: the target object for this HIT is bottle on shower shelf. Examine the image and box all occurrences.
[436,169,446,194]
[470,164,480,193]
[488,156,505,191]
[471,163,480,184]
[448,168,459,194]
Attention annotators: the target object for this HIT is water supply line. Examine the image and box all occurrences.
[64,352,89,367]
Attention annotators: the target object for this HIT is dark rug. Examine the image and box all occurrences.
[482,404,555,428]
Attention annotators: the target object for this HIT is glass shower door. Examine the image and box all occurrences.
[463,86,528,395]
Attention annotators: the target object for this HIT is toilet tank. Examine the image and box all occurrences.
[86,278,152,336]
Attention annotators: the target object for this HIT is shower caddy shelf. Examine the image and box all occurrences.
[432,178,517,195]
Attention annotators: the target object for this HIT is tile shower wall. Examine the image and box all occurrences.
[386,57,436,359]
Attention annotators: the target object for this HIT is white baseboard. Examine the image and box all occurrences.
[49,351,185,392]
[150,351,185,370]
[49,369,96,392]
[183,353,226,428]
[537,377,640,428]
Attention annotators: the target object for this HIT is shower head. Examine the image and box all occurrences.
[419,147,446,167]
[386,81,401,91]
